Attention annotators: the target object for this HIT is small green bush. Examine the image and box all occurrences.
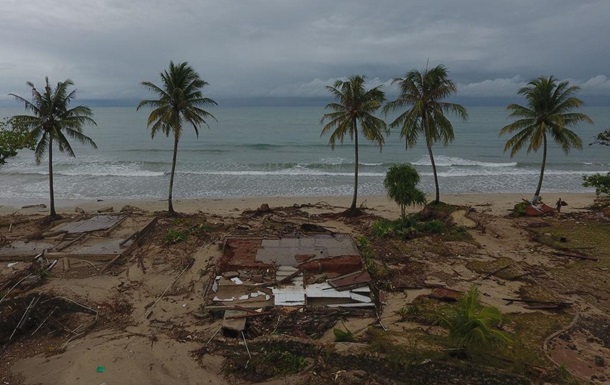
[416,220,446,234]
[333,328,356,342]
[583,172,610,197]
[163,228,189,244]
[253,350,307,375]
[512,201,529,217]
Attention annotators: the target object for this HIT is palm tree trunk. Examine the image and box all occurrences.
[350,120,359,213]
[428,144,440,203]
[534,134,548,197]
[168,135,179,214]
[48,136,57,218]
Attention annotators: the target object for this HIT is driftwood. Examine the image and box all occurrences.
[484,264,512,279]
[226,311,272,320]
[552,251,598,261]
[502,297,572,309]
[21,204,46,209]
[54,234,86,251]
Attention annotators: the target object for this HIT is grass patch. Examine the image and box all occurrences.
[466,257,524,280]
[504,311,574,370]
[529,219,610,263]
[162,228,189,245]
[162,219,218,245]
[365,328,442,372]
[371,216,449,240]
[395,298,442,325]
[441,226,474,242]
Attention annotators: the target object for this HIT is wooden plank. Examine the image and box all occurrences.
[103,217,158,272]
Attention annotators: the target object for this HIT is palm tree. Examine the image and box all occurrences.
[10,78,97,219]
[321,75,388,215]
[137,61,217,214]
[500,76,593,198]
[384,65,467,204]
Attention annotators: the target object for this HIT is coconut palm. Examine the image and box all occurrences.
[137,61,217,214]
[500,76,593,198]
[10,78,97,219]
[321,75,388,215]
[591,128,610,146]
[384,65,467,204]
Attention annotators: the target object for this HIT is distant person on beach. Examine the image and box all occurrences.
[556,198,562,213]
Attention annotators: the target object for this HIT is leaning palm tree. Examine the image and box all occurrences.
[321,75,388,215]
[137,61,217,214]
[384,65,467,204]
[10,78,97,219]
[500,76,593,198]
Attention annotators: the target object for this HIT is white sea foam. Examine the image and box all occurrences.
[412,155,517,168]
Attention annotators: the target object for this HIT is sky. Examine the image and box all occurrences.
[1,0,610,105]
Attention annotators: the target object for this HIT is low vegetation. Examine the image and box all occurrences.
[436,287,511,352]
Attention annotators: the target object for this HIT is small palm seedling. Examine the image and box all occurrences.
[437,286,511,353]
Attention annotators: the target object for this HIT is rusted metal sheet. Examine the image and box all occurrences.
[328,270,371,291]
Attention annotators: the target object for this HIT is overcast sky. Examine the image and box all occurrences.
[2,0,609,104]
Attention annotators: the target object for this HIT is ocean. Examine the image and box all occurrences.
[1,105,608,205]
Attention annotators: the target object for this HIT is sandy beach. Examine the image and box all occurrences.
[0,192,598,218]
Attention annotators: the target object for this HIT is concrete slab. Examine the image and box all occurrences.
[50,215,126,234]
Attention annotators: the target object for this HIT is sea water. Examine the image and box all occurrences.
[0,105,608,204]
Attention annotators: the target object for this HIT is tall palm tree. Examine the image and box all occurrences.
[10,78,97,219]
[384,65,467,204]
[321,75,388,215]
[500,76,593,198]
[137,61,217,214]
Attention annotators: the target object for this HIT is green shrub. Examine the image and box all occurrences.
[333,328,356,342]
[583,172,610,197]
[371,219,394,238]
[163,228,189,244]
[416,220,446,234]
[384,163,427,218]
[512,201,529,217]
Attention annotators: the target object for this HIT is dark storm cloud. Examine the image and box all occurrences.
[1,0,609,102]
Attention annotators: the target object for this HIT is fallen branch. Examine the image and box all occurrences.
[502,297,572,309]
[484,264,512,279]
[10,295,41,340]
[552,251,597,261]
[31,307,57,336]
[226,311,272,320]
[0,274,35,305]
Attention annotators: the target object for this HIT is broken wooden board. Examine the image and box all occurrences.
[222,310,247,332]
